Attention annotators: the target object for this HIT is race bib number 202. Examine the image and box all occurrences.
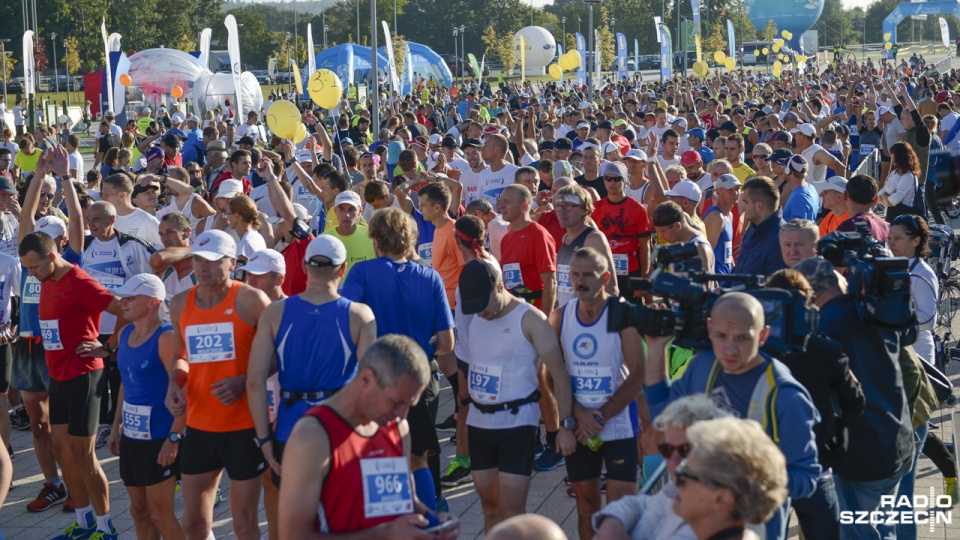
[185,323,236,363]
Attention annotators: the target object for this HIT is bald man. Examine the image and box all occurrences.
[640,292,821,540]
[486,514,568,540]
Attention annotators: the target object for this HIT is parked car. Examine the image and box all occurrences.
[673,51,699,69]
[6,79,23,94]
[608,58,637,72]
[439,53,475,77]
[636,55,661,70]
[250,70,273,84]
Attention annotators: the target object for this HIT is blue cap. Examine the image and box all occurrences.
[687,127,706,140]
[387,140,405,163]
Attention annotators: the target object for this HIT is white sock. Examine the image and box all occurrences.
[205,531,216,540]
[75,505,94,527]
[96,512,114,533]
[47,475,63,489]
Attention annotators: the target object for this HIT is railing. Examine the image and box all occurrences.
[854,148,881,180]
[639,461,668,495]
[936,55,954,74]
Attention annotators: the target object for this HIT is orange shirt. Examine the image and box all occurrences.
[432,219,465,307]
[180,282,257,432]
[819,211,850,238]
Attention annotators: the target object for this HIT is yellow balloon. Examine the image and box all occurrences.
[549,64,562,80]
[762,47,769,55]
[307,69,344,110]
[714,51,725,63]
[266,100,301,139]
[564,50,582,70]
[885,42,892,50]
[783,31,793,41]
[773,68,781,78]
[693,61,708,75]
[724,57,735,70]
[775,38,784,46]
[293,123,307,144]
[773,60,782,70]
[754,49,760,57]
[798,55,807,63]
[884,32,892,41]
[772,43,781,53]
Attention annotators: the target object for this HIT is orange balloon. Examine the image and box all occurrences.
[171,85,184,99]
[119,73,132,87]
[450,86,459,96]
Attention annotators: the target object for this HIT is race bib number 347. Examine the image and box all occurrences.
[185,323,236,363]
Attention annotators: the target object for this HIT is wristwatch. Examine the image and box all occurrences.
[561,417,576,430]
[167,432,183,443]
[253,432,274,448]
[101,343,114,355]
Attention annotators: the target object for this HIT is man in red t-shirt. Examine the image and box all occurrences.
[258,159,313,296]
[19,232,126,538]
[592,162,652,297]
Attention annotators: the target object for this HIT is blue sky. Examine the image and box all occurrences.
[246,0,875,9]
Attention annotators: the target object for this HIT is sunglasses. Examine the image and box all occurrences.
[675,458,718,489]
[39,193,55,200]
[754,154,771,160]
[657,442,692,459]
[603,175,624,182]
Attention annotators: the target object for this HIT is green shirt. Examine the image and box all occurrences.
[322,223,376,278]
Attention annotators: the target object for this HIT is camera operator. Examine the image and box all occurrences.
[795,257,914,540]
[779,219,819,268]
[887,215,937,364]
[651,202,714,274]
[642,292,821,540]
[836,174,889,242]
[764,269,866,540]
[735,177,787,276]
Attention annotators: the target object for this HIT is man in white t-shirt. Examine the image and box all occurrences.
[12,100,24,137]
[66,135,84,180]
[100,173,163,249]
[478,134,519,207]
[235,110,265,145]
[442,135,470,174]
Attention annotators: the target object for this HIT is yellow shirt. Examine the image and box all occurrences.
[322,223,376,277]
[731,163,756,183]
[14,150,41,180]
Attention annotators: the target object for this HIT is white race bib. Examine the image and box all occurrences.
[266,373,280,423]
[360,456,414,519]
[557,264,573,295]
[39,320,63,350]
[468,364,503,402]
[571,366,614,405]
[185,323,237,363]
[612,254,629,276]
[122,401,152,440]
[418,242,433,266]
[23,276,41,305]
[502,262,523,290]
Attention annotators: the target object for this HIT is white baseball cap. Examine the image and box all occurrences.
[296,149,313,163]
[304,235,347,267]
[714,174,742,190]
[665,180,703,202]
[191,230,237,261]
[877,106,894,117]
[242,249,286,275]
[576,121,591,130]
[428,133,443,146]
[334,190,363,209]
[815,176,848,194]
[216,179,244,199]
[113,274,166,301]
[600,141,620,156]
[790,124,817,138]
[36,215,67,239]
[623,149,648,162]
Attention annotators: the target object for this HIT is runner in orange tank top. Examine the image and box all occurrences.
[164,229,270,540]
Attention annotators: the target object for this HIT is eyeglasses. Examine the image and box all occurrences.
[603,175,624,182]
[657,442,692,459]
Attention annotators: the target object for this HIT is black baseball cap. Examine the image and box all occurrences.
[719,121,738,133]
[771,148,794,166]
[459,260,500,315]
[132,182,161,199]
[597,120,614,130]
[538,140,555,152]
[442,135,458,148]
[553,137,573,150]
[237,135,256,147]
[461,138,482,149]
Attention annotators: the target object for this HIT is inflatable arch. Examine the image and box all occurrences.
[883,0,960,45]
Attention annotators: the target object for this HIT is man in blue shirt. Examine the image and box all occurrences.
[781,155,819,222]
[735,176,787,277]
[341,207,454,512]
[643,292,821,540]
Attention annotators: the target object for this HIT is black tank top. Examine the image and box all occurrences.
[556,226,597,307]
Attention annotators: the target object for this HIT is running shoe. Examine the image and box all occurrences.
[945,477,958,507]
[435,414,457,431]
[10,407,30,431]
[51,522,97,540]
[449,433,456,444]
[435,495,449,513]
[533,438,545,459]
[440,461,472,487]
[94,424,111,450]
[26,482,66,512]
[62,494,76,512]
[533,445,565,471]
[89,528,119,540]
[215,486,222,507]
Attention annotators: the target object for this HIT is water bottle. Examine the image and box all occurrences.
[586,436,603,452]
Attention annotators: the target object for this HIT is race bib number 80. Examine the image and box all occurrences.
[185,323,236,363]
[360,456,414,519]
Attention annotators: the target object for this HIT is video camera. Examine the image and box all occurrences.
[817,226,916,335]
[607,242,818,356]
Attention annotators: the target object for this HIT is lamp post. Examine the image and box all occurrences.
[531,0,535,26]
[356,0,361,44]
[453,27,459,86]
[459,25,466,85]
[324,25,329,49]
[562,17,566,49]
[578,17,582,34]
[394,0,398,34]
[63,38,70,105]
[51,33,58,93]
[371,0,380,140]
[285,32,292,86]
[583,0,602,101]
[0,39,8,108]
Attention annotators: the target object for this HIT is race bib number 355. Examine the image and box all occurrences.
[185,323,236,363]
[360,456,414,519]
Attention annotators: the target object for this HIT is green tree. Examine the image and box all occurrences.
[763,20,778,43]
[704,19,725,54]
[2,52,17,83]
[393,34,408,79]
[596,5,615,69]
[64,36,80,75]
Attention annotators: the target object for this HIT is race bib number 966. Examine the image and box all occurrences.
[360,456,414,519]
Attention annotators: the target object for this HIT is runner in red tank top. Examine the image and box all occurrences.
[278,335,460,538]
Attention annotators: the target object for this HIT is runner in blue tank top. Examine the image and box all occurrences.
[247,235,377,488]
[104,274,184,539]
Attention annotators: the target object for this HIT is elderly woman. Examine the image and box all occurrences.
[592,395,727,540]
[672,417,788,540]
